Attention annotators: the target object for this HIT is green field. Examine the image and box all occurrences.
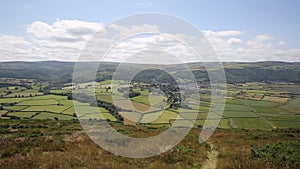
[33,112,73,120]
[59,99,89,106]
[270,121,300,128]
[279,98,300,114]
[62,106,76,115]
[17,99,59,106]
[194,119,231,128]
[4,105,28,111]
[8,111,38,118]
[22,105,70,113]
[153,110,179,123]
[113,100,153,112]
[239,99,277,107]
[0,79,299,130]
[263,115,300,121]
[232,118,271,130]
[79,112,116,121]
[223,111,259,117]
[223,104,252,111]
[0,97,30,103]
[96,93,113,103]
[252,106,282,114]
[131,94,165,106]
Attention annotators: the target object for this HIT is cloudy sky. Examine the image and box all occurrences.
[0,0,299,62]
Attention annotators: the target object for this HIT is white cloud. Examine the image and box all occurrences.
[203,30,243,37]
[278,41,287,47]
[227,38,243,45]
[246,34,274,48]
[27,19,103,42]
[204,31,299,62]
[0,35,31,61]
[0,20,299,62]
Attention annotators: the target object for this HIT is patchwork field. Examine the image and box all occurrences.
[0,80,299,130]
[1,92,116,121]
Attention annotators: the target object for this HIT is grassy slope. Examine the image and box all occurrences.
[0,120,299,169]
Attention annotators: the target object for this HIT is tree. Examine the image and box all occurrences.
[67,94,73,100]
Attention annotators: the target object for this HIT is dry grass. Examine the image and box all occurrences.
[210,129,300,169]
[263,96,290,103]
[0,120,299,169]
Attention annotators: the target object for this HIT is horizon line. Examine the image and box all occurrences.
[0,60,299,64]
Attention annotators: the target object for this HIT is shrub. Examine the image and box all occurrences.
[251,141,300,168]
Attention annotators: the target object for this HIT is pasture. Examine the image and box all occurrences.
[0,79,299,130]
[232,118,271,130]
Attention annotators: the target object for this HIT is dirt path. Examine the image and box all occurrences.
[202,142,218,169]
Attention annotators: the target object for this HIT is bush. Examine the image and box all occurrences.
[251,141,300,168]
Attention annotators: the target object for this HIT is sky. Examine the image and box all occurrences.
[0,0,299,62]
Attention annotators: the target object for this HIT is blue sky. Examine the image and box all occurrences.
[0,0,299,61]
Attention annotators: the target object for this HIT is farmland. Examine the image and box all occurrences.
[108,81,299,130]
[0,61,299,169]
[0,78,299,130]
[0,83,117,121]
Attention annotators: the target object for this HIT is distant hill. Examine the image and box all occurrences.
[0,61,299,84]
[0,61,75,83]
[223,62,300,83]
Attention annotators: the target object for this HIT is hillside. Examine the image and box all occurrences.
[0,61,300,84]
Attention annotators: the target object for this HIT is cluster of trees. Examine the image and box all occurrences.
[225,67,300,83]
[117,86,141,98]
[0,83,32,89]
[66,93,123,122]
[70,93,97,106]
[14,94,37,98]
[0,102,16,106]
[97,100,123,122]
[125,91,141,98]
[38,87,50,95]
[117,87,129,93]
